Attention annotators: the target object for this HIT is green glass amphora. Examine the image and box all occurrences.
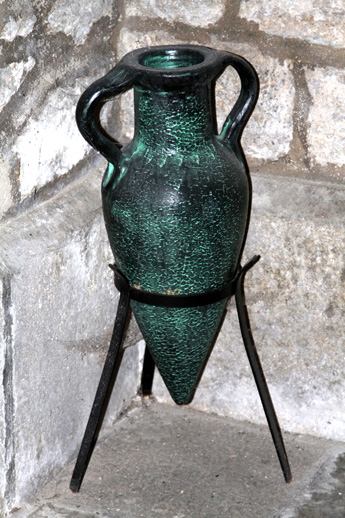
[76,45,259,405]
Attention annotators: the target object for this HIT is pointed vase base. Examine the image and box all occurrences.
[132,299,227,405]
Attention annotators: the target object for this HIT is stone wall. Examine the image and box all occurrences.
[0,1,143,515]
[0,0,344,514]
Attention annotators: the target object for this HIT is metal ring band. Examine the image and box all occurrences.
[109,255,260,308]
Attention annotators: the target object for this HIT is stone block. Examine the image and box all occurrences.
[125,0,225,27]
[13,85,89,199]
[0,166,143,508]
[154,175,345,442]
[0,160,13,220]
[0,281,6,516]
[239,0,345,48]
[212,43,295,161]
[0,58,36,113]
[0,1,36,42]
[0,275,16,517]
[47,0,112,45]
[306,66,345,169]
[117,28,186,65]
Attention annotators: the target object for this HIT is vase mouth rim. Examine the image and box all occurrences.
[139,48,206,70]
[120,45,228,87]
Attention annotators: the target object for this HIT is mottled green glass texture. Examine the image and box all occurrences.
[102,81,249,404]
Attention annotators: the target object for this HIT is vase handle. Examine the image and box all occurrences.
[76,64,135,166]
[218,53,259,164]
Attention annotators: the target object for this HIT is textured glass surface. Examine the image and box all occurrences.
[102,79,249,404]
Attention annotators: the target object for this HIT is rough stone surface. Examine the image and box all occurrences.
[154,174,345,441]
[212,42,295,161]
[0,281,6,517]
[48,0,112,45]
[12,402,345,518]
[0,167,143,509]
[0,58,36,113]
[13,85,90,198]
[293,453,345,517]
[0,1,37,41]
[306,66,345,169]
[0,160,13,220]
[125,0,225,27]
[14,340,145,504]
[0,275,16,517]
[117,28,184,62]
[0,0,143,514]
[0,0,119,215]
[239,0,345,48]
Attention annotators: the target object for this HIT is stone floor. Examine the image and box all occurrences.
[14,400,345,518]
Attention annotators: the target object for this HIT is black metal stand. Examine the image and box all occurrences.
[235,257,292,484]
[140,345,156,397]
[70,256,291,492]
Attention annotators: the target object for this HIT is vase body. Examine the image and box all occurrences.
[76,45,259,405]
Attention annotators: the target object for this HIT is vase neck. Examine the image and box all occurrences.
[133,85,215,151]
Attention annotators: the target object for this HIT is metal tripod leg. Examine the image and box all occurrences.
[70,288,130,492]
[235,256,292,483]
[140,346,155,396]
